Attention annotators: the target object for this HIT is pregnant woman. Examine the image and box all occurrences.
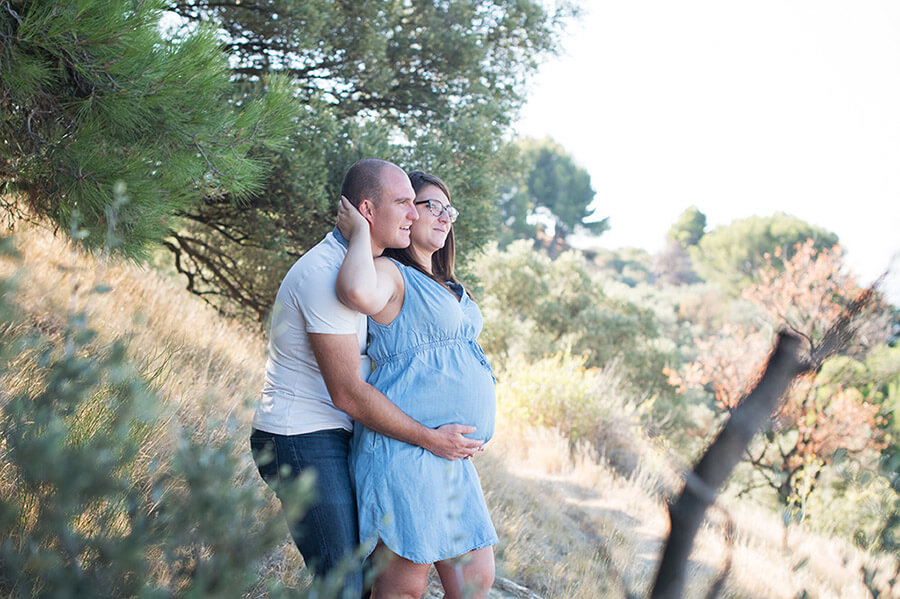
[336,170,497,599]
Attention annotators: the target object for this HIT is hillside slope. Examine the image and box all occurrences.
[1,225,892,598]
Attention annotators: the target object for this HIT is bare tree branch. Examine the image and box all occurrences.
[650,330,808,599]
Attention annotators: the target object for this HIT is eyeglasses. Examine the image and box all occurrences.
[414,199,459,223]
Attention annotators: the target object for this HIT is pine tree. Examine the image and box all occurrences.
[498,137,607,250]
[0,0,299,257]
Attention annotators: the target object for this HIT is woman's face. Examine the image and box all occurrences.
[409,184,453,254]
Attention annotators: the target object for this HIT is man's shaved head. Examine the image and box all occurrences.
[341,158,397,207]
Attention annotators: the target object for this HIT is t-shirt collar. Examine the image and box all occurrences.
[332,227,349,249]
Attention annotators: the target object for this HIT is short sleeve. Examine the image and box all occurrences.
[294,264,360,334]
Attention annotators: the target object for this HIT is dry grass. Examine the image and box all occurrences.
[482,417,896,598]
[2,224,898,598]
[1,224,265,438]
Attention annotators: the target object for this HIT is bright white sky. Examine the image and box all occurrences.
[515,0,900,303]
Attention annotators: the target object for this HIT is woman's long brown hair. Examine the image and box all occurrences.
[383,170,469,298]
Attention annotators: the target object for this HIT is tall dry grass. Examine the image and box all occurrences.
[1,223,896,598]
[1,224,264,434]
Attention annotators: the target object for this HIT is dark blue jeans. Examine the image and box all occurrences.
[250,428,363,597]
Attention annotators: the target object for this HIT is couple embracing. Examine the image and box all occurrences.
[249,159,497,599]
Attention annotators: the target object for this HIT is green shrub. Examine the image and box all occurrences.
[803,456,899,549]
[473,241,673,398]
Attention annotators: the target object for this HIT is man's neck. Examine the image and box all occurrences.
[333,225,383,258]
[370,237,385,258]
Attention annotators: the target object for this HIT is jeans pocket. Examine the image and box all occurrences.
[250,430,279,484]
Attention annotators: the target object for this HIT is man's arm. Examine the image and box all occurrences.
[309,332,483,460]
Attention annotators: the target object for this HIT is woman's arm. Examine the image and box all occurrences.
[336,196,399,315]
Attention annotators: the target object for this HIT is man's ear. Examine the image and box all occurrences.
[358,198,377,223]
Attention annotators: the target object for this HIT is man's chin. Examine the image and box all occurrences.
[390,233,412,249]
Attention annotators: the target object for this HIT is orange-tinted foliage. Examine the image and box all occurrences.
[667,240,889,504]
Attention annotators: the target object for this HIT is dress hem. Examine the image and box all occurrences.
[360,534,499,565]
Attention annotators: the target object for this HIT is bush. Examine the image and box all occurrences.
[473,241,673,398]
[495,351,649,473]
[810,464,897,545]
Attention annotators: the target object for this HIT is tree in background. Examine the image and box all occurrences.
[668,206,707,248]
[164,1,575,321]
[689,213,839,295]
[646,206,707,286]
[0,0,298,257]
[498,137,607,252]
[652,242,702,286]
[745,241,891,360]
[667,240,892,511]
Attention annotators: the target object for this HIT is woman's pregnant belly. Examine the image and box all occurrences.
[368,348,496,443]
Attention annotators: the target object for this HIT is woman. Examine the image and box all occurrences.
[336,170,497,599]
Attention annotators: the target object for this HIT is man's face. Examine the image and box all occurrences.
[367,165,418,252]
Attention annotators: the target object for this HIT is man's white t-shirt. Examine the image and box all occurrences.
[251,229,370,435]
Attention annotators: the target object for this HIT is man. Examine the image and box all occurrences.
[249,159,482,596]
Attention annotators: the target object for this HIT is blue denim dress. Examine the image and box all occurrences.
[350,261,498,564]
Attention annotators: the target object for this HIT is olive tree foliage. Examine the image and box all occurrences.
[498,137,607,248]
[591,247,654,287]
[0,0,299,257]
[472,240,672,397]
[688,212,839,295]
[165,0,575,322]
